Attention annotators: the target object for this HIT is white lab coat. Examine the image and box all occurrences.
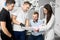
[39,14,55,40]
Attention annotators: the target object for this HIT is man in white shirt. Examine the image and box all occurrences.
[12,1,31,40]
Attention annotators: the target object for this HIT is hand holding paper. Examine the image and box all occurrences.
[34,28,39,32]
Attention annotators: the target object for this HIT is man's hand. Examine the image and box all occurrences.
[20,23,25,27]
[11,36,16,40]
[8,34,12,38]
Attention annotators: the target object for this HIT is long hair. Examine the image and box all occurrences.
[44,4,53,24]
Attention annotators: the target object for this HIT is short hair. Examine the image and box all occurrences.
[6,0,15,4]
[24,1,32,6]
[33,12,39,16]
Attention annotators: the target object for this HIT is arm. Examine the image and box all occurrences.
[39,15,55,31]
[12,15,20,25]
[0,12,12,38]
[12,15,25,27]
[25,19,30,27]
[0,21,12,38]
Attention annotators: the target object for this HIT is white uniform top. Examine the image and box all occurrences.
[39,14,55,40]
[12,7,28,31]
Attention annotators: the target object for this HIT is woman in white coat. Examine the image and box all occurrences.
[39,4,55,40]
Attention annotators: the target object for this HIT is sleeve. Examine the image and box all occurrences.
[29,20,31,26]
[0,13,6,21]
[29,20,34,32]
[26,13,29,19]
[12,8,19,16]
[40,20,44,25]
[39,15,55,31]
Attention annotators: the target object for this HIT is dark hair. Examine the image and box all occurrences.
[24,1,32,6]
[44,4,53,24]
[6,0,15,4]
[33,12,39,17]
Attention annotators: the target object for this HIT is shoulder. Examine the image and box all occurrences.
[38,19,43,24]
[38,19,43,22]
[52,14,55,18]
[12,7,21,16]
[0,9,7,16]
[15,7,23,14]
[51,14,55,19]
[30,19,33,23]
[13,7,21,13]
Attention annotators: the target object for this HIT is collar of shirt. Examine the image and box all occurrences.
[33,20,38,23]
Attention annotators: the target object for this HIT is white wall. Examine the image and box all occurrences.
[54,0,60,37]
[28,0,55,19]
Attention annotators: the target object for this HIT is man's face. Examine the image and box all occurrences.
[33,14,38,21]
[23,4,30,12]
[8,4,15,11]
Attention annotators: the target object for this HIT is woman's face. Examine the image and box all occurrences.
[43,8,48,15]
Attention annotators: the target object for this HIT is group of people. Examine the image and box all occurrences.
[0,0,55,40]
